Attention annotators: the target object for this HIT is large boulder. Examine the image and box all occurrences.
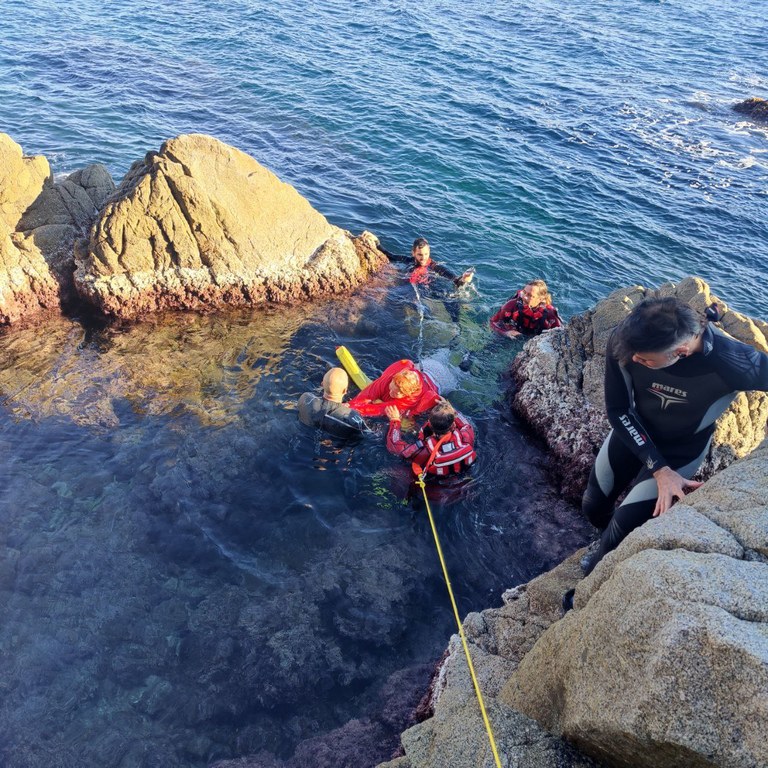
[0,133,115,324]
[73,134,386,319]
[510,277,768,499]
[501,438,768,768]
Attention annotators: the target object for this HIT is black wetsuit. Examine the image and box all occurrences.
[583,324,768,572]
[297,393,369,439]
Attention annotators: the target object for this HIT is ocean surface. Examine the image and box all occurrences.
[0,1,766,766]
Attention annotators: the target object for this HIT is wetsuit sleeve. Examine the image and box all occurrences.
[604,338,668,472]
[430,261,460,283]
[377,245,412,265]
[489,298,518,335]
[714,334,768,392]
[386,419,421,459]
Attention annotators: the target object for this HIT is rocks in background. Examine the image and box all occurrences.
[510,276,768,500]
[73,133,387,319]
[502,439,768,768]
[0,133,115,324]
[732,97,768,123]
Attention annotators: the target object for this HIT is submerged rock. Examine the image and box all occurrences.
[502,438,768,768]
[0,133,115,324]
[732,97,768,123]
[510,276,768,499]
[73,134,386,319]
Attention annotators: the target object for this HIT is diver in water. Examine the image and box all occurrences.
[490,279,562,338]
[377,237,475,325]
[298,367,370,439]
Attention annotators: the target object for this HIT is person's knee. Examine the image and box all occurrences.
[582,482,611,530]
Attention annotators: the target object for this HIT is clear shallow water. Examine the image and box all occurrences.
[0,0,766,766]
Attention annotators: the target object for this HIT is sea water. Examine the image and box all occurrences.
[0,0,765,766]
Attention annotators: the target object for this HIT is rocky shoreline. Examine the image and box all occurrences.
[376,281,768,768]
[1,132,386,326]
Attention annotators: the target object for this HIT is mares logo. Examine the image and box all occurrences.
[649,382,688,410]
[619,414,646,447]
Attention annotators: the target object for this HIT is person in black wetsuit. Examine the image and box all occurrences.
[298,367,370,439]
[377,237,474,324]
[580,296,768,577]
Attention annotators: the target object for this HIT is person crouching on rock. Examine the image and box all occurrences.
[349,359,441,419]
[298,367,370,439]
[384,400,476,477]
[580,296,768,577]
[490,279,562,338]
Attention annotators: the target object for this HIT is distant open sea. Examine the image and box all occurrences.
[1,0,766,318]
[0,1,766,767]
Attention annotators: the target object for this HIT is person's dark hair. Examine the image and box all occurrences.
[613,296,702,364]
[412,237,429,250]
[428,401,456,436]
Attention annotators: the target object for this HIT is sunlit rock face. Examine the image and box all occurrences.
[73,134,386,319]
[0,133,115,324]
[510,276,768,500]
[503,439,768,768]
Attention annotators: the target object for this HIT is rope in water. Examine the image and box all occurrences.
[414,473,503,768]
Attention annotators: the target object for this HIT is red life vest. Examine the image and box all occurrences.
[413,427,476,476]
[409,264,431,285]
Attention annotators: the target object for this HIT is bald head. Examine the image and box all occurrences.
[322,367,349,402]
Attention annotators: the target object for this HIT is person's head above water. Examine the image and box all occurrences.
[614,296,703,368]
[322,367,349,402]
[389,369,422,399]
[411,237,431,266]
[521,279,552,308]
[427,399,456,436]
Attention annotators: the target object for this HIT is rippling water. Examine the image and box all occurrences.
[0,0,766,766]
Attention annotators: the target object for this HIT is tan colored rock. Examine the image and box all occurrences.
[74,134,387,318]
[0,133,115,323]
[511,277,768,499]
[502,439,768,768]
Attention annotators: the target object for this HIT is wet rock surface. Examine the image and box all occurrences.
[732,97,768,123]
[510,276,768,500]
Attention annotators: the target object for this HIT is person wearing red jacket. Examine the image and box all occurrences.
[348,359,441,418]
[490,279,562,338]
[384,400,476,477]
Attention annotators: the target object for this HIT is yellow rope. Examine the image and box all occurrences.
[415,474,503,768]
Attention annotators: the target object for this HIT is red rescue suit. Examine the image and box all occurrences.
[489,290,561,336]
[386,413,476,476]
[349,359,441,418]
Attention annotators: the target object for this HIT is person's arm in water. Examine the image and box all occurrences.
[489,297,522,338]
[376,243,412,265]
[430,260,474,287]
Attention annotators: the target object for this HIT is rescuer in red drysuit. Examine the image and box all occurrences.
[490,279,562,338]
[384,400,476,477]
[349,359,441,419]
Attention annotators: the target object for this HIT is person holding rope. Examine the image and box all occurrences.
[576,296,768,586]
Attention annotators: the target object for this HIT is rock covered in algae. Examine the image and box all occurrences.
[73,133,386,319]
[510,276,768,500]
[0,133,115,324]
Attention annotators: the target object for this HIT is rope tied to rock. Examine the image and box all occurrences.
[414,472,503,768]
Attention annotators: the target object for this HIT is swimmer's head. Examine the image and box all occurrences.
[427,400,456,436]
[389,369,422,399]
[412,237,431,266]
[322,367,349,401]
